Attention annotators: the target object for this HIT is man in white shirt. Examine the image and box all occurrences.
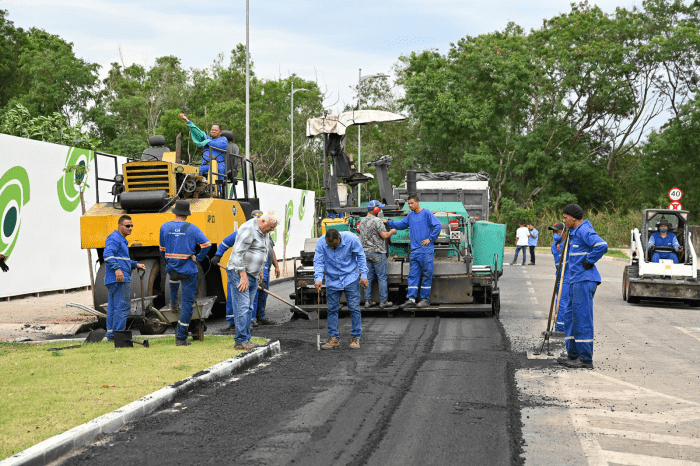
[511,221,530,265]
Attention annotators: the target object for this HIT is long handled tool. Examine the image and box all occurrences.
[317,290,321,351]
[534,230,570,356]
[47,328,106,351]
[217,263,317,320]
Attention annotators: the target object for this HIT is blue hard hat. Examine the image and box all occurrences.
[367,200,385,210]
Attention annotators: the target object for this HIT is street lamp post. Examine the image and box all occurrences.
[357,69,389,206]
[290,82,308,189]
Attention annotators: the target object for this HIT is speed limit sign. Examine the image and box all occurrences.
[669,201,683,211]
[669,188,683,201]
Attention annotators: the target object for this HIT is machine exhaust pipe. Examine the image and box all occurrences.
[406,169,417,197]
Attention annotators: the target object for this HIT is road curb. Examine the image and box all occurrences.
[1,340,281,466]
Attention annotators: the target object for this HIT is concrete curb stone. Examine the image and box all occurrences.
[0,340,281,466]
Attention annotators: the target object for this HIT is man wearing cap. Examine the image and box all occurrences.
[104,215,146,342]
[527,223,539,265]
[159,201,212,346]
[549,222,569,335]
[558,203,608,369]
[384,194,442,309]
[314,228,369,349]
[358,200,397,309]
[228,211,278,351]
[648,218,683,263]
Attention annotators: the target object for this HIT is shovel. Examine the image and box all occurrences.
[113,330,150,348]
[260,287,318,321]
[216,263,317,320]
[47,328,107,351]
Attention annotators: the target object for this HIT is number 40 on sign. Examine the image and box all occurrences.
[668,188,683,210]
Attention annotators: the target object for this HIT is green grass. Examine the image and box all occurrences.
[605,249,630,259]
[0,336,267,459]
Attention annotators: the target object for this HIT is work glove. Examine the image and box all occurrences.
[649,244,655,251]
[210,255,221,266]
[0,258,7,272]
[582,259,594,270]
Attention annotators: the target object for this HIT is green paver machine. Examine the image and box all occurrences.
[292,111,506,317]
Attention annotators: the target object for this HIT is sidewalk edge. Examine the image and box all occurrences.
[0,341,281,466]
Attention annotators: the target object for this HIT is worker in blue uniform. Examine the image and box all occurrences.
[648,218,683,263]
[548,222,569,334]
[159,201,211,346]
[314,229,368,349]
[104,215,145,341]
[558,204,608,369]
[384,194,442,309]
[179,113,228,179]
[210,231,238,331]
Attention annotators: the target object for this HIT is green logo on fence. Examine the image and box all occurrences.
[298,190,308,220]
[57,147,94,212]
[0,166,31,257]
[285,201,293,246]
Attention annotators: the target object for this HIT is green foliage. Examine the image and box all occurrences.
[0,103,99,150]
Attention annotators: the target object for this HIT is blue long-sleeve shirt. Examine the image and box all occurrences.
[104,230,138,285]
[565,219,608,284]
[648,231,680,251]
[386,208,442,253]
[551,234,563,267]
[187,121,228,176]
[159,220,211,275]
[216,231,238,257]
[314,232,368,290]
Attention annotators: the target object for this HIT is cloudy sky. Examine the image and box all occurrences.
[3,0,641,112]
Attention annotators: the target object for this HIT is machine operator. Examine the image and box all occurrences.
[648,218,683,263]
[179,113,228,179]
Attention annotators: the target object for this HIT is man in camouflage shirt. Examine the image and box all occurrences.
[358,200,397,309]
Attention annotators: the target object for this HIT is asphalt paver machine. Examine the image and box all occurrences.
[293,111,506,317]
[623,209,700,306]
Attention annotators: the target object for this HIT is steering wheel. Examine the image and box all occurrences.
[652,246,675,253]
[132,152,160,162]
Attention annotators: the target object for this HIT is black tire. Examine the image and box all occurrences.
[492,293,500,319]
[164,262,207,306]
[139,309,168,335]
[626,264,640,304]
[94,258,162,314]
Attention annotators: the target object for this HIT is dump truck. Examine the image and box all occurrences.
[293,111,506,317]
[80,132,259,334]
[623,208,700,306]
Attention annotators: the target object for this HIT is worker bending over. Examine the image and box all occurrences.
[159,201,211,346]
[648,218,683,263]
[314,229,368,349]
[384,194,441,309]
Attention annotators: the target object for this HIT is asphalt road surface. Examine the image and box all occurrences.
[60,257,700,465]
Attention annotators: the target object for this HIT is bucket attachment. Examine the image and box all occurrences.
[114,330,150,348]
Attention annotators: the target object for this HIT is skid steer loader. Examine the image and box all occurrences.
[623,209,700,306]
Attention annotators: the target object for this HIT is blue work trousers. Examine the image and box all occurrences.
[225,279,235,325]
[228,270,259,344]
[652,251,678,263]
[106,282,131,341]
[513,246,527,264]
[170,273,199,340]
[407,251,433,301]
[555,279,571,332]
[326,281,362,339]
[253,267,270,320]
[565,281,597,364]
[365,252,389,303]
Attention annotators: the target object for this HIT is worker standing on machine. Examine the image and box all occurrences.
[179,113,228,179]
[104,215,145,342]
[384,194,442,309]
[549,222,569,334]
[314,229,368,349]
[159,201,212,346]
[648,218,683,263]
[359,200,396,309]
[558,204,608,369]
